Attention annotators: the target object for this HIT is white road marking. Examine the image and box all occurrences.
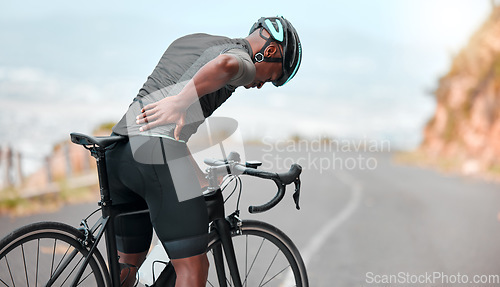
[281,171,363,286]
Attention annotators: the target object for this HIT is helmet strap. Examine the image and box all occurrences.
[253,28,283,63]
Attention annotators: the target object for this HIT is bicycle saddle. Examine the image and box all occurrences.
[70,132,127,148]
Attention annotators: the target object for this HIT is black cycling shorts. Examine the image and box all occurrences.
[105,136,209,259]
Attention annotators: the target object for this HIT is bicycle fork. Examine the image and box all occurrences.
[213,217,243,287]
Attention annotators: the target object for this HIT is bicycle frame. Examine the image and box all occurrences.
[205,190,244,287]
[73,144,246,287]
[66,132,301,287]
[64,140,141,286]
[78,143,122,286]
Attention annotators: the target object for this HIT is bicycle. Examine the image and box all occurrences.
[0,132,308,287]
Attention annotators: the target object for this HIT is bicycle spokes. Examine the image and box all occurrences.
[207,230,298,287]
[0,237,100,287]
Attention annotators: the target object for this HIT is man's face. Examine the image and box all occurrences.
[245,62,282,89]
[245,43,283,89]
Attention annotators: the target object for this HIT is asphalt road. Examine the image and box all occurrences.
[1,145,500,286]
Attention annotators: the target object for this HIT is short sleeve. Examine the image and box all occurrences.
[224,49,256,87]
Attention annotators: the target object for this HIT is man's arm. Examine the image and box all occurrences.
[136,54,240,139]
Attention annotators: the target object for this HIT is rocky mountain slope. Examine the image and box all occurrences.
[421,6,500,175]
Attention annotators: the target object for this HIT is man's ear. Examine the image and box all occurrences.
[264,43,278,57]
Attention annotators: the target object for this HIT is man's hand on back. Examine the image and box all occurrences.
[136,95,187,140]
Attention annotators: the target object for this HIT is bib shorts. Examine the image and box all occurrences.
[105,135,209,259]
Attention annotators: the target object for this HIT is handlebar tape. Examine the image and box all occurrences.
[204,158,302,214]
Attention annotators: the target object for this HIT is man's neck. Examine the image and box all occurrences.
[244,29,269,58]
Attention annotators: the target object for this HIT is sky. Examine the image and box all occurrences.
[0,0,493,173]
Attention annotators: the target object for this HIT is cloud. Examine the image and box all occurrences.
[0,67,138,173]
[0,67,140,103]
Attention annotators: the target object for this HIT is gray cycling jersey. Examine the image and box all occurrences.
[226,48,255,87]
[112,33,255,142]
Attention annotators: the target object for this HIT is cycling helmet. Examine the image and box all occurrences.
[249,16,302,87]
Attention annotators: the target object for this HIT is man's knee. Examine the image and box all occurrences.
[118,251,148,287]
[171,253,209,276]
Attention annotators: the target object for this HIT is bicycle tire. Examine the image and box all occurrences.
[0,221,111,287]
[206,220,308,287]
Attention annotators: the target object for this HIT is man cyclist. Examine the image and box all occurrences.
[107,16,302,286]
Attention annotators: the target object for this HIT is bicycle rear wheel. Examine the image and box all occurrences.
[206,220,308,287]
[0,221,110,287]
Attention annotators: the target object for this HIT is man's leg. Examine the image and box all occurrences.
[118,251,148,287]
[107,139,153,286]
[114,212,152,287]
[146,138,210,286]
[171,253,209,287]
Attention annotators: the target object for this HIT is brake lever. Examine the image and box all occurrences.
[292,177,301,210]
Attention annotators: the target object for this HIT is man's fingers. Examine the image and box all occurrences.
[140,102,156,113]
[136,117,147,125]
[173,115,186,141]
[136,107,159,124]
[136,112,160,125]
[136,107,157,121]
[173,124,183,141]
[139,120,160,132]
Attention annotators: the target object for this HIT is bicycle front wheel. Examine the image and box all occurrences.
[207,220,308,287]
[0,221,110,287]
